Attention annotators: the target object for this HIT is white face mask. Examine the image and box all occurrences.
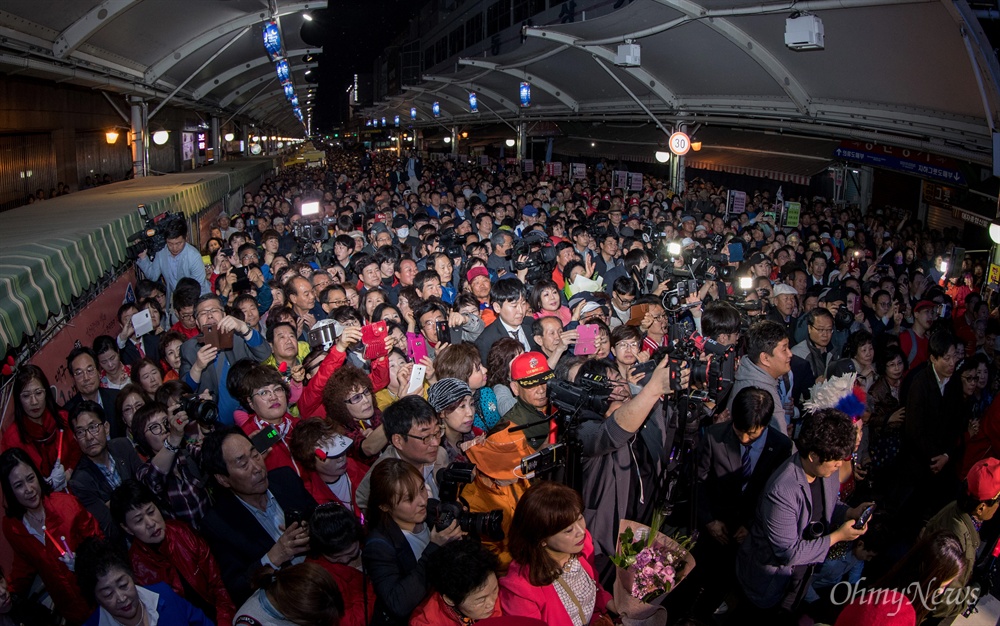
[847,230,855,238]
[823,251,832,260]
[396,227,409,238]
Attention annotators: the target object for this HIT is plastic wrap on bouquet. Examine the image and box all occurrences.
[611,520,695,626]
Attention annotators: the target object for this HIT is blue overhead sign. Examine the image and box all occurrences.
[834,140,966,186]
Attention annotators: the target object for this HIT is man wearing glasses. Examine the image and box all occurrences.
[67,400,143,544]
[64,346,123,437]
[179,294,272,426]
[355,396,449,513]
[791,308,840,383]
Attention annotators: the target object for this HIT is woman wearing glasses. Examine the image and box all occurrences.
[324,365,389,464]
[129,402,209,529]
[1,447,102,625]
[362,459,464,626]
[237,364,302,476]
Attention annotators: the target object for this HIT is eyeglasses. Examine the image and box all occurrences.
[74,422,104,439]
[254,386,285,400]
[73,366,97,377]
[345,389,372,405]
[327,299,348,307]
[240,253,259,262]
[178,310,196,321]
[810,325,834,334]
[404,426,443,445]
[197,308,224,321]
[615,341,639,350]
[421,318,444,329]
[146,419,169,436]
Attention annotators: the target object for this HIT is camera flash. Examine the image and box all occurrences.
[739,277,753,290]
[667,242,682,256]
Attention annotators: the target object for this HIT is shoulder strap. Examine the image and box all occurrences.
[554,575,587,626]
[903,329,918,364]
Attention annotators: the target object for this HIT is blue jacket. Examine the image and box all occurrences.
[84,582,214,626]
[735,454,848,609]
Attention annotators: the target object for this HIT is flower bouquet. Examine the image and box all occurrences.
[609,510,695,626]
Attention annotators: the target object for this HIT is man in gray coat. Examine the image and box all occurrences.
[179,294,271,424]
[734,409,870,622]
[577,357,674,586]
[728,320,794,435]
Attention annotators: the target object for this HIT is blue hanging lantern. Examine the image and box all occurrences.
[381,117,386,127]
[275,59,290,82]
[394,115,400,127]
[366,120,372,127]
[263,21,282,60]
[519,82,531,107]
[283,81,295,100]
[372,118,378,127]
[469,92,478,113]
[410,107,417,120]
[432,102,440,117]
[289,95,299,108]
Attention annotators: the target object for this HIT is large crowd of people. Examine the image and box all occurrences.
[1,146,998,626]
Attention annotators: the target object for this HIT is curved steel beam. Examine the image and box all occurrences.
[144,1,322,83]
[220,63,311,107]
[457,58,579,112]
[192,47,319,99]
[401,85,463,118]
[54,0,143,58]
[653,0,811,114]
[521,29,676,109]
[422,75,518,113]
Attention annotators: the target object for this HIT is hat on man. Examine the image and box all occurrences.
[680,215,696,223]
[681,237,696,248]
[967,458,1000,501]
[694,224,708,233]
[464,424,535,482]
[392,215,409,229]
[371,222,390,235]
[748,252,771,266]
[522,205,539,217]
[427,378,473,413]
[467,266,490,284]
[629,197,640,206]
[510,352,555,388]
[914,299,936,314]
[819,288,847,304]
[772,283,798,298]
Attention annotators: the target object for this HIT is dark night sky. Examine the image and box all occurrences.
[299,1,425,132]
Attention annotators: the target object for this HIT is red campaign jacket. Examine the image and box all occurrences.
[1,409,82,476]
[306,557,376,626]
[302,457,370,521]
[499,531,611,626]
[410,591,502,626]
[3,492,102,626]
[297,346,391,420]
[129,519,236,626]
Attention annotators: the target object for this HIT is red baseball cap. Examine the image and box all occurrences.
[466,266,489,283]
[967,458,1000,501]
[510,352,554,387]
[913,300,936,314]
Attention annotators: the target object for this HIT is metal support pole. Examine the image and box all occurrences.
[130,97,146,177]
[516,122,526,161]
[210,116,221,163]
[451,126,459,154]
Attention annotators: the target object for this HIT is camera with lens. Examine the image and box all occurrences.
[173,394,219,426]
[548,373,613,415]
[426,462,504,540]
[510,231,558,284]
[834,305,854,331]
[126,209,185,261]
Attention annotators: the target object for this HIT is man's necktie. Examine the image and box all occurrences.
[741,444,753,487]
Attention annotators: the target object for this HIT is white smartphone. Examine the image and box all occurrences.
[407,364,426,394]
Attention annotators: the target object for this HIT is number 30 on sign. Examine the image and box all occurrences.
[669,132,691,156]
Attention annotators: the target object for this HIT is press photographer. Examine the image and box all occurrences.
[133,212,210,316]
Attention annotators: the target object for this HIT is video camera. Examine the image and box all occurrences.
[426,462,504,540]
[510,230,558,284]
[547,372,613,416]
[126,208,185,261]
[174,394,219,426]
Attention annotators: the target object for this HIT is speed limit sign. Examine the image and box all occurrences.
[669,132,691,156]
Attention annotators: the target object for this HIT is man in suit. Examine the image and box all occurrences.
[734,409,870,622]
[199,427,316,604]
[68,400,143,545]
[805,252,828,288]
[474,277,538,363]
[683,387,792,619]
[899,331,964,524]
[179,294,272,426]
[64,346,122,438]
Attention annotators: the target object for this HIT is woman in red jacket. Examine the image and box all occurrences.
[0,447,102,625]
[307,502,377,626]
[299,325,390,419]
[110,479,236,625]
[289,417,369,519]
[238,364,302,475]
[411,539,503,626]
[500,482,614,626]
[1,365,82,487]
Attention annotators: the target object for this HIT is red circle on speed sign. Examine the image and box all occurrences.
[669,132,690,156]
